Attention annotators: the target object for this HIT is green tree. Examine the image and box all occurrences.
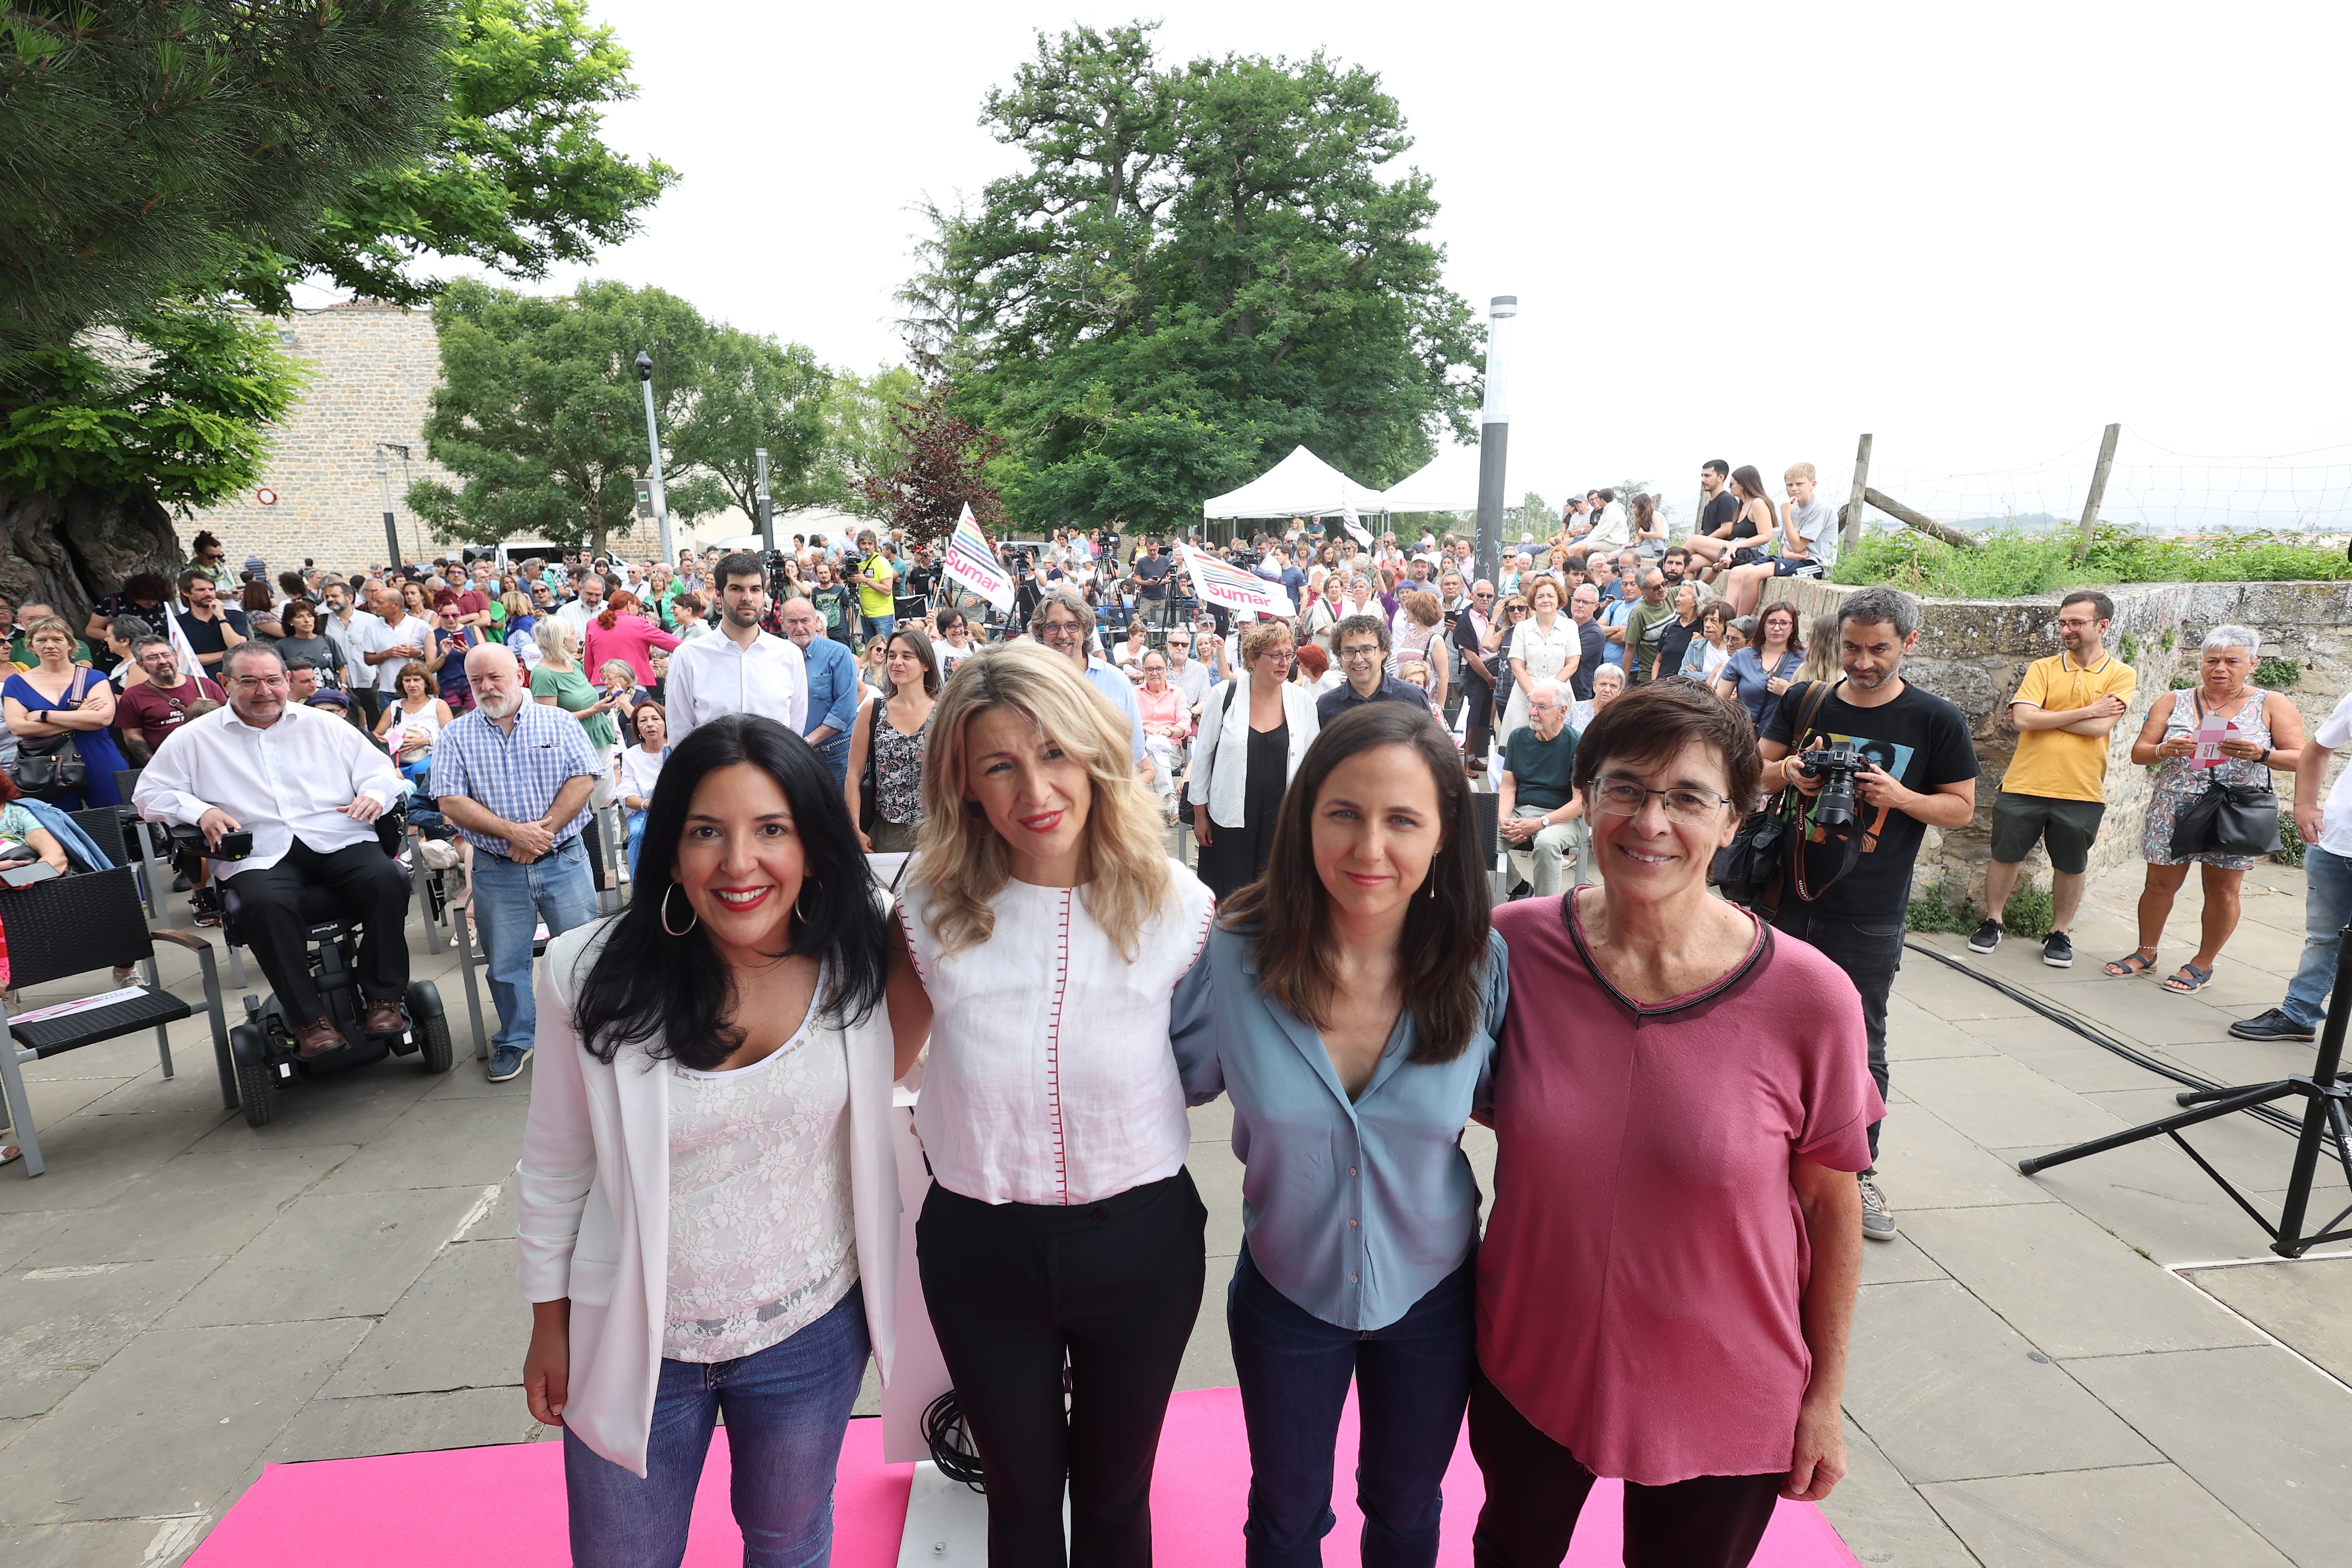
[406,279,723,555]
[232,0,678,311]
[817,365,922,519]
[666,329,832,528]
[0,0,451,363]
[908,21,1480,531]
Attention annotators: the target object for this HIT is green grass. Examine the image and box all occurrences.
[1906,881,1977,933]
[1832,525,2352,598]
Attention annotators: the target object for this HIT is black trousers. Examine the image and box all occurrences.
[1769,904,1902,1160]
[1467,1370,1780,1568]
[230,836,411,1024]
[350,687,382,728]
[1461,676,1495,760]
[917,1170,1207,1568]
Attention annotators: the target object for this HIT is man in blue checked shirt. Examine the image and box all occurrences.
[429,645,602,1082]
[777,595,860,785]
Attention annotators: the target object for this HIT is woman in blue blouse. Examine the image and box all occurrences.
[1175,702,1509,1568]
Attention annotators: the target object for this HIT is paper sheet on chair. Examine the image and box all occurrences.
[10,985,146,1025]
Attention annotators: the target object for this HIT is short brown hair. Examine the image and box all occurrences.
[1401,589,1442,629]
[1239,620,1295,666]
[1571,679,1760,811]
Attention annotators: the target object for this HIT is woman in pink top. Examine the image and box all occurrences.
[584,590,680,687]
[1478,680,1879,1568]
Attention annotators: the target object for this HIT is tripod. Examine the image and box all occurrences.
[2018,920,2352,1258]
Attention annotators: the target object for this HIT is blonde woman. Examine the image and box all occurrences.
[1793,611,1843,687]
[885,642,1215,1568]
[1191,621,1321,899]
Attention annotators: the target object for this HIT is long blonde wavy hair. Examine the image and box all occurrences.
[915,641,1174,961]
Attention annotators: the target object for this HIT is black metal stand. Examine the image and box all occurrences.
[2018,921,2352,1259]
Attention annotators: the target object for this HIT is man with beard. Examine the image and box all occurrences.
[429,644,602,1082]
[134,643,408,1060]
[663,552,808,744]
[777,595,861,785]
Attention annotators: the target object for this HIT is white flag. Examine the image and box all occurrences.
[1341,504,1374,548]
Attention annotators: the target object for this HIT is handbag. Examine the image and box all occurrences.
[1710,679,1841,908]
[9,732,85,800]
[2167,696,2282,859]
[858,696,885,831]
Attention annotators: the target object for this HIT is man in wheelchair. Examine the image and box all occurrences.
[133,643,411,1059]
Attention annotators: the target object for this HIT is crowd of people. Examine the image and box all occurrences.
[2,469,2344,1568]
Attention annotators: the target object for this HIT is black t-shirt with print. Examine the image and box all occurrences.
[1760,678,1980,923]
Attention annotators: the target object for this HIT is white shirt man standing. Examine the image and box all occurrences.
[664,551,808,743]
[556,572,607,640]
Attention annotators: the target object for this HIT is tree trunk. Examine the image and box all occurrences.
[0,486,183,626]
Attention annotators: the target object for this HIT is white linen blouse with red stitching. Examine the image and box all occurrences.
[901,858,1215,1207]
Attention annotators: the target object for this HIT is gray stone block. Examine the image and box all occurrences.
[159,1187,482,1329]
[26,1146,350,1267]
[323,1238,528,1398]
[1922,1462,2294,1568]
[266,1385,541,1463]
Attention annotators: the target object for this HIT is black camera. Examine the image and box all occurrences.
[1798,739,1868,828]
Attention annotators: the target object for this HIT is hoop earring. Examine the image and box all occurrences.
[660,883,698,937]
[793,886,814,929]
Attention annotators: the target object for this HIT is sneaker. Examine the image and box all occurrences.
[486,1044,534,1083]
[2042,931,2075,969]
[2230,1008,2317,1043]
[1967,919,2003,955]
[1859,1171,1898,1241]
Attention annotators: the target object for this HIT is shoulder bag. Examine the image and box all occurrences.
[8,671,93,800]
[1711,678,1842,909]
[2169,694,2283,858]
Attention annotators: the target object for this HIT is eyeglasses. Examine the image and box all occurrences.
[1589,777,1734,823]
[228,674,291,691]
[1339,645,1383,664]
[1039,621,1086,641]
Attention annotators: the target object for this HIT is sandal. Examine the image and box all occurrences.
[2103,949,2159,978]
[2161,963,2214,995]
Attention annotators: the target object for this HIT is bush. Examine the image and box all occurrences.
[1833,524,2352,598]
[2170,674,2197,689]
[2276,814,2306,869]
[1997,882,2057,939]
[1907,880,1976,933]
[2255,656,2301,689]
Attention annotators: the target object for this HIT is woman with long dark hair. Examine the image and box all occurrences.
[517,714,899,1568]
[843,624,939,855]
[886,642,1215,1568]
[1174,703,1508,1568]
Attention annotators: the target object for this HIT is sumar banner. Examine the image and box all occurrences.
[1178,544,1295,618]
[943,504,1015,612]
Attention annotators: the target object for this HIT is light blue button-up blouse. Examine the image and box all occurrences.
[1172,924,1510,1332]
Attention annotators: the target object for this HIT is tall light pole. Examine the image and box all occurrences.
[755,446,774,552]
[373,441,413,566]
[634,350,674,561]
[1474,295,1517,588]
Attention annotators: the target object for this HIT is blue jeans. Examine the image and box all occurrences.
[861,613,895,643]
[1227,1245,1476,1568]
[2282,844,2352,1029]
[811,733,850,788]
[470,836,599,1055]
[624,810,647,878]
[565,1285,870,1568]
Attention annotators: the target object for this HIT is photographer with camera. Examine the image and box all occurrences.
[1756,586,1979,1243]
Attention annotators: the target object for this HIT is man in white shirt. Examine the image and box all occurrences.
[664,551,808,743]
[2232,687,2352,1043]
[319,579,382,719]
[134,643,409,1059]
[354,584,431,699]
[556,571,607,640]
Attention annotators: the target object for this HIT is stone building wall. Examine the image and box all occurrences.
[1756,577,2349,899]
[179,303,670,574]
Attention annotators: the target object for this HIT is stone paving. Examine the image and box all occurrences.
[1,860,2348,1566]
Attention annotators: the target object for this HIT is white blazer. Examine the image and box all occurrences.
[514,918,900,1478]
[1186,678,1320,828]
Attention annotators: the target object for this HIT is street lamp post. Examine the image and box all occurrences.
[1474,296,1517,589]
[755,446,773,552]
[373,441,413,566]
[634,350,674,562]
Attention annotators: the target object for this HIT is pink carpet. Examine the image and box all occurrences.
[189,1388,1859,1566]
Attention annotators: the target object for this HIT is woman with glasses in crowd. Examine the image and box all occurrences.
[273,599,350,693]
[931,608,980,679]
[1478,681,1875,1568]
[1678,600,1735,685]
[885,643,1215,1568]
[1714,600,1804,734]
[519,715,900,1568]
[1192,621,1323,900]
[1135,647,1193,822]
[1173,704,1506,1568]
[844,626,939,856]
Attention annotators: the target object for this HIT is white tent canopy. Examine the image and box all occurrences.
[1377,443,1484,514]
[1201,445,1383,519]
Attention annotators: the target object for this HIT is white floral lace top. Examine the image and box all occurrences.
[662,996,857,1363]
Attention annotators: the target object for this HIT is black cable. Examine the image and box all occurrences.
[922,1390,986,1493]
[1903,941,2307,1137]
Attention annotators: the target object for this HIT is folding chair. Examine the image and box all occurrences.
[1470,790,1507,903]
[114,768,173,920]
[0,866,236,1177]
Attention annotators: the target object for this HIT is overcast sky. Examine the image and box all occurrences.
[394,0,2352,530]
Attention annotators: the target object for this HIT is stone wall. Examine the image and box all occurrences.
[180,303,671,574]
[1756,577,2350,899]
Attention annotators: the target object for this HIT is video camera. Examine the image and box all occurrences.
[1797,739,1868,828]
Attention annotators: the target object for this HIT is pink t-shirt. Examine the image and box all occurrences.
[1478,890,1882,1486]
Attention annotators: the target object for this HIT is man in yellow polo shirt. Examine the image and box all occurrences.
[1972,589,2137,967]
[850,530,897,641]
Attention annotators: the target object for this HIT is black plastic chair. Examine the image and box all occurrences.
[1469,790,1507,901]
[67,804,128,870]
[0,866,235,1177]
